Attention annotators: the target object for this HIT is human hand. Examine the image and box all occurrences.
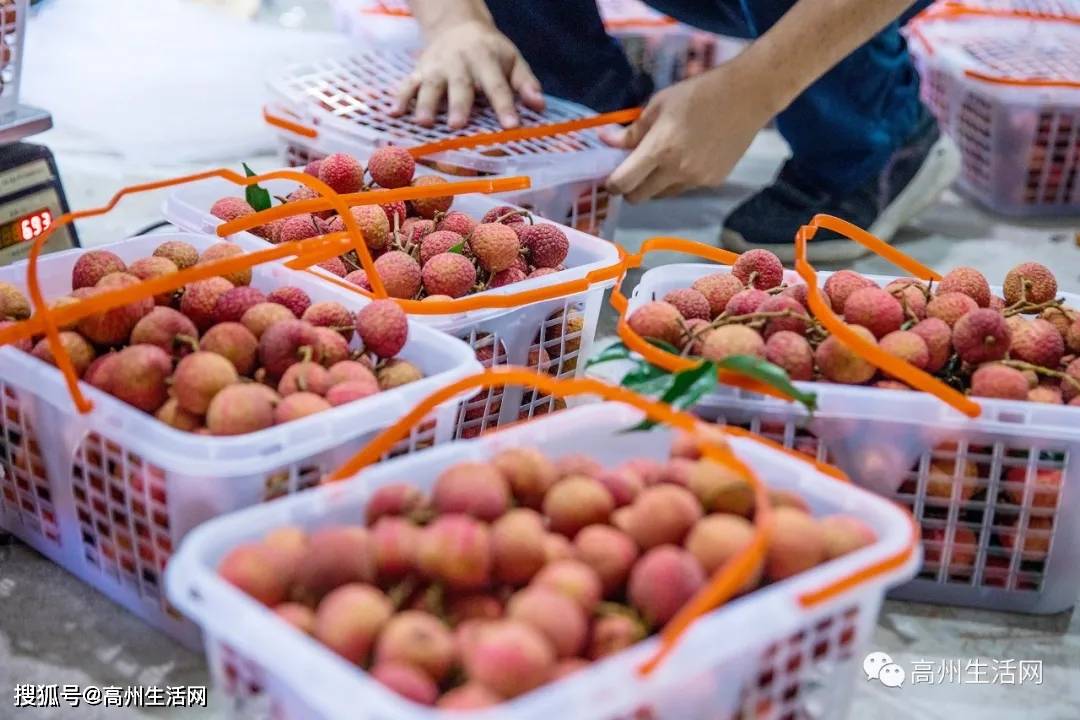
[602,59,779,203]
[392,20,545,130]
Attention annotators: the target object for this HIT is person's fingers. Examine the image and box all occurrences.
[392,73,422,116]
[414,74,447,127]
[626,167,675,204]
[470,56,519,128]
[446,64,475,129]
[510,57,545,112]
[606,138,660,197]
[599,102,659,150]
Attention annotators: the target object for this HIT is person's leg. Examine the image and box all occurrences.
[483,0,653,112]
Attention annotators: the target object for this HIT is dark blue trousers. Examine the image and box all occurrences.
[485,0,932,193]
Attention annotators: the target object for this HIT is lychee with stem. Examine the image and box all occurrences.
[200,322,258,376]
[212,286,267,324]
[128,256,179,305]
[518,223,569,269]
[1009,318,1064,369]
[927,292,979,327]
[765,330,814,381]
[823,270,876,314]
[910,317,953,372]
[481,205,527,225]
[1003,262,1057,306]
[628,545,705,627]
[422,253,476,298]
[692,273,744,318]
[317,153,365,195]
[199,241,251,287]
[732,249,783,290]
[884,278,928,320]
[970,363,1029,400]
[367,146,415,189]
[277,214,322,244]
[952,309,1011,365]
[759,294,811,338]
[326,205,391,251]
[356,299,409,358]
[663,288,711,321]
[259,319,320,378]
[938,266,991,308]
[408,176,453,219]
[206,383,277,435]
[302,301,354,341]
[130,306,199,356]
[372,251,422,299]
[843,287,904,338]
[180,277,234,332]
[153,240,199,270]
[724,288,769,316]
[468,223,521,273]
[815,325,878,384]
[72,250,126,289]
[418,230,463,266]
[879,329,931,370]
[277,360,331,396]
[77,273,155,346]
[435,211,476,237]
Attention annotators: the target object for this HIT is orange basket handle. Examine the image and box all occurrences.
[795,214,980,418]
[263,105,318,139]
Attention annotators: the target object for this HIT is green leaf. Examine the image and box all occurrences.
[628,360,718,432]
[646,337,681,355]
[585,341,632,368]
[448,241,466,254]
[715,355,818,412]
[620,362,675,396]
[243,162,273,212]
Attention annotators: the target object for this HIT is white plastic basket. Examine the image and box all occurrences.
[163,174,620,439]
[166,402,918,720]
[265,48,628,238]
[627,262,1080,614]
[0,0,28,115]
[0,232,480,647]
[907,7,1080,216]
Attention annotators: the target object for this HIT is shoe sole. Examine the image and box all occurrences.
[721,135,962,263]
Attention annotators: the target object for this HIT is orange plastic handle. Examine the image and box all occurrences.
[263,105,318,139]
[794,214,981,418]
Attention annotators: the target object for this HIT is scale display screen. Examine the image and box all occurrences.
[0,146,77,266]
[0,207,52,247]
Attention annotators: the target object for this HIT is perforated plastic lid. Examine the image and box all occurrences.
[270,49,626,180]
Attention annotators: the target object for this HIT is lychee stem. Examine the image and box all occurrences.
[999,360,1080,393]
[174,334,199,354]
[493,209,531,225]
[1004,295,1064,318]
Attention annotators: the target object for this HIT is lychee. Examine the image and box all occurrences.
[554,454,603,478]
[206,383,277,435]
[927,292,979,327]
[0,282,30,320]
[172,351,238,414]
[489,266,527,288]
[210,196,254,224]
[1004,467,1061,507]
[436,684,500,709]
[72,250,126,289]
[884,278,928,320]
[879,329,931,370]
[372,251,422,299]
[628,545,705,627]
[725,288,770,317]
[381,201,408,228]
[815,325,877,384]
[153,240,199,270]
[686,459,754,516]
[1040,306,1077,339]
[301,301,354,342]
[432,461,510,521]
[217,543,291,606]
[700,324,766,361]
[344,270,371,290]
[573,524,639,595]
[277,214,322,244]
[106,344,172,412]
[292,526,377,603]
[765,330,814,381]
[823,270,876,314]
[518,223,569,269]
[130,306,198,355]
[259,319,320,377]
[201,322,259,375]
[318,257,348,278]
[623,485,703,549]
[461,620,555,699]
[326,205,391,250]
[400,218,436,246]
[155,398,201,432]
[507,586,587,658]
[1003,262,1057,305]
[318,153,365,195]
[543,475,615,537]
[422,253,476,298]
[31,332,97,377]
[692,273,744,318]
[1028,385,1063,404]
[491,446,559,508]
[274,391,331,423]
[970,363,1028,400]
[627,301,684,347]
[416,514,492,590]
[128,256,179,305]
[685,514,757,582]
[375,358,422,390]
[663,288,711,321]
[1009,318,1064,368]
[938,266,991,308]
[77,273,155,346]
[277,360,331,396]
[240,302,295,339]
[371,662,437,706]
[408,176,453,219]
[418,230,463,265]
[303,158,322,177]
[446,594,503,625]
[759,294,811,338]
[766,506,826,581]
[435,211,476,237]
[328,359,378,387]
[180,277,234,332]
[532,559,603,613]
[366,483,427,525]
[491,508,547,586]
[356,300,408,358]
[198,241,251,287]
[212,286,267,325]
[313,583,393,665]
[468,223,521,273]
[843,287,904,338]
[262,287,309,319]
[910,317,953,372]
[732,249,783,290]
[367,146,415,189]
[588,613,647,660]
[819,515,876,559]
[951,309,1011,365]
[596,467,644,507]
[481,205,526,225]
[369,515,420,581]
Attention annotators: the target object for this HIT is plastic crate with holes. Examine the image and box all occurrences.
[163,170,621,439]
[0,0,26,115]
[0,230,480,647]
[618,221,1080,614]
[164,373,918,720]
[264,48,630,239]
[907,5,1080,216]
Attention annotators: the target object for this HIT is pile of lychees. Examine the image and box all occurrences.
[628,249,1080,404]
[210,149,571,300]
[218,439,874,707]
[0,241,423,435]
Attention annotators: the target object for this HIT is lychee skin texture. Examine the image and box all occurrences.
[469,223,522,273]
[759,294,810,338]
[692,273,744,318]
[367,146,415,189]
[313,583,393,666]
[78,273,155,346]
[623,485,703,550]
[543,476,615,537]
[765,331,814,381]
[970,364,1029,400]
[302,301,355,341]
[422,253,477,298]
[371,662,437,706]
[417,514,492,591]
[213,286,267,325]
[408,176,454,219]
[491,508,547,586]
[663,288,711,321]
[489,267,527,288]
[910,317,953,373]
[107,344,172,413]
[277,214,322,244]
[700,324,766,362]
[317,153,365,195]
[732,249,784,290]
[344,270,371,290]
[274,392,332,424]
[884,278,928,320]
[627,300,684,347]
[201,322,259,376]
[815,325,878,384]
[376,358,422,390]
[199,241,251,287]
[952,309,1011,365]
[217,543,291,606]
[128,256,180,305]
[277,361,331,397]
[419,231,463,266]
[154,240,199,270]
[573,524,639,595]
[436,211,476,237]
[241,302,295,339]
[481,205,526,225]
[130,306,198,355]
[0,282,30,320]
[461,620,555,699]
[373,251,422,299]
[724,288,769,316]
[1067,317,1080,354]
[686,513,757,582]
[843,287,904,339]
[1003,262,1057,305]
[326,205,391,250]
[72,250,126,289]
[266,286,311,318]
[172,351,238,414]
[356,300,409,359]
[178,277,235,333]
[32,332,97,377]
[628,545,706,628]
[314,326,352,368]
[491,446,559,509]
[318,257,348,278]
[258,319,320,378]
[507,586,588,658]
[823,270,876,314]
[205,383,276,435]
[433,461,510,521]
[519,224,570,269]
[927,292,979,327]
[1009,318,1065,369]
[210,196,253,224]
[938,266,991,307]
[879,330,931,370]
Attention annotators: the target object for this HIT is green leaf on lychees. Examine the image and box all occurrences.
[585,341,632,368]
[714,355,817,413]
[243,162,273,212]
[448,241,466,254]
[627,360,718,432]
[645,338,682,355]
[620,362,674,396]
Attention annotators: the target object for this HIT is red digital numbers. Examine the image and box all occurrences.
[19,209,52,242]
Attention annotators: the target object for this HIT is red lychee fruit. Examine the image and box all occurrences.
[686,459,754,516]
[77,273,155,346]
[628,545,705,627]
[481,205,526,225]
[356,299,408,358]
[518,223,570,269]
[277,360,331,396]
[328,359,378,387]
[130,306,198,355]
[884,278,928,320]
[408,176,454,219]
[318,257,348,278]
[264,286,311,318]
[491,508,547,586]
[153,240,199,270]
[274,391,331,423]
[344,270,371,290]
[201,318,258,376]
[205,383,277,435]
[489,267,527,288]
[292,525,377,604]
[375,358,422,390]
[258,319,320,377]
[366,483,427,525]
[700,324,766,361]
[0,283,30,320]
[1003,262,1057,306]
[952,309,1011,365]
[381,200,408,228]
[692,273,744,318]
[927,292,979,327]
[765,506,826,581]
[554,454,603,478]
[217,543,291,606]
[210,196,254,225]
[823,270,876,314]
[372,251,422,299]
[172,351,238,414]
[180,277,234,332]
[843,287,904,338]
[435,211,476,237]
[910,317,953,372]
[596,466,644,507]
[318,153,365,195]
[422,253,476,298]
[685,513,757,584]
[469,223,521,273]
[1009,318,1064,369]
[198,241,251,287]
[508,586,588,658]
[72,250,126,289]
[588,612,647,660]
[128,256,179,305]
[313,583,393,665]
[326,380,379,406]
[759,294,811,338]
[819,515,876,559]
[419,230,464,266]
[31,332,97,377]
[155,398,202,432]
[574,524,639,595]
[623,484,703,549]
[107,344,172,412]
[461,620,555,699]
[326,204,391,250]
[240,302,295,339]
[367,146,415,189]
[815,325,877,384]
[1028,385,1063,404]
[301,301,354,341]
[723,287,769,316]
[401,218,436,246]
[879,329,931,370]
[432,461,510,521]
[765,330,814,381]
[313,326,349,367]
[302,158,322,177]
[627,300,684,347]
[732,249,784,290]
[416,514,492,591]
[277,214,322,244]
[491,446,559,508]
[663,288,711,321]
[543,475,615,537]
[970,364,1029,400]
[212,286,267,325]
[532,559,603,614]
[284,185,331,219]
[938,266,991,308]
[371,662,437,706]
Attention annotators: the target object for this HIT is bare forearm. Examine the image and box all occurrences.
[742,0,918,114]
[406,0,494,35]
